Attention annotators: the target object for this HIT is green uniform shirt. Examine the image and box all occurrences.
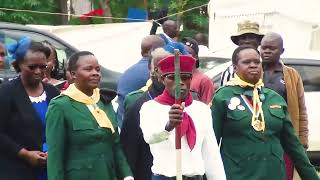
[46,95,132,180]
[211,86,319,180]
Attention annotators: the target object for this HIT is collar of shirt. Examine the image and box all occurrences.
[264,62,283,72]
[140,57,149,62]
[163,33,174,43]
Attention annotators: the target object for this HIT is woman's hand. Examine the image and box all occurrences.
[165,103,185,131]
[18,148,47,167]
[123,176,134,180]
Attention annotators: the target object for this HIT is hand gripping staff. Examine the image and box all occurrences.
[174,49,182,180]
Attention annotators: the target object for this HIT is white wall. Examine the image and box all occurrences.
[208,0,320,59]
[49,22,153,72]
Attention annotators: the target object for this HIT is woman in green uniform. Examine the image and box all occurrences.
[211,46,319,180]
[46,51,133,180]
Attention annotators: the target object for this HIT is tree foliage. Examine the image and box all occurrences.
[0,0,209,36]
[151,0,210,37]
[0,0,58,25]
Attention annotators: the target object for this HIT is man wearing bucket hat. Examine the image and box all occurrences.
[220,20,264,86]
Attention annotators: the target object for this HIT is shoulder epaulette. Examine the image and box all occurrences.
[51,94,65,100]
[127,89,144,96]
[215,85,228,94]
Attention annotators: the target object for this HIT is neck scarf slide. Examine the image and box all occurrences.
[226,74,266,132]
[155,89,196,150]
[62,84,115,133]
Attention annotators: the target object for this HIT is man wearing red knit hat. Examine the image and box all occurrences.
[139,55,226,180]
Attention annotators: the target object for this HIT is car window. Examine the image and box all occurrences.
[199,57,229,72]
[289,64,320,92]
[0,29,73,73]
[210,62,320,92]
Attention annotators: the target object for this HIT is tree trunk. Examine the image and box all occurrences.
[57,0,68,24]
[176,0,184,35]
[99,0,112,23]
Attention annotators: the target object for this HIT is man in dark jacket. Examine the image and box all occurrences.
[116,35,164,128]
[120,48,171,180]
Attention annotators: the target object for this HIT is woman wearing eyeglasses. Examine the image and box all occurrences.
[0,37,60,180]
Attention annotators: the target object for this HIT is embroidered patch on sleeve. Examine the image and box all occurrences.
[270,105,282,109]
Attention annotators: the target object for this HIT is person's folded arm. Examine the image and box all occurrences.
[0,87,23,157]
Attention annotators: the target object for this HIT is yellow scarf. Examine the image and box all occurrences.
[62,84,115,133]
[140,79,152,92]
[226,74,266,132]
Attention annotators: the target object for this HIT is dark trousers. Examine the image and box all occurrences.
[152,174,203,180]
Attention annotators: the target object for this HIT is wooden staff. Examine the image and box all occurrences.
[174,49,182,180]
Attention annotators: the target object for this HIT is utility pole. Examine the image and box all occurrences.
[57,0,68,24]
[99,0,112,23]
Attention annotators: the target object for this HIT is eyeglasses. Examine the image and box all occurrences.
[25,64,48,71]
[163,74,192,81]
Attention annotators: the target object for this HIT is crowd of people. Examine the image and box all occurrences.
[0,19,319,180]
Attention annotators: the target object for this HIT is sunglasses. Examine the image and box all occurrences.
[163,74,192,81]
[25,64,48,71]
[0,52,5,57]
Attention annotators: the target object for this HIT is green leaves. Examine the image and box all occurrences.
[0,0,58,25]
[169,0,188,12]
[0,0,210,36]
[151,0,210,37]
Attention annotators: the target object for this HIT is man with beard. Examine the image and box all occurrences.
[260,32,309,180]
[120,48,172,180]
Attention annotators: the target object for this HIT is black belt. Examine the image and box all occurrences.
[169,175,203,180]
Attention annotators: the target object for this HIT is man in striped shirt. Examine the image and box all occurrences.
[220,20,264,86]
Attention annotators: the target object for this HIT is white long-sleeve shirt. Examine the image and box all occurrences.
[140,100,226,180]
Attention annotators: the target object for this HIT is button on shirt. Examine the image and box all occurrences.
[263,63,287,101]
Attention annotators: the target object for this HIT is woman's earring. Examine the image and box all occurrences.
[233,65,237,72]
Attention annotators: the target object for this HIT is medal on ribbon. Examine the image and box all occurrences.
[252,119,265,131]
[240,95,265,132]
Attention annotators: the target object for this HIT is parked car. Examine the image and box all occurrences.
[0,22,121,91]
[205,57,320,166]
